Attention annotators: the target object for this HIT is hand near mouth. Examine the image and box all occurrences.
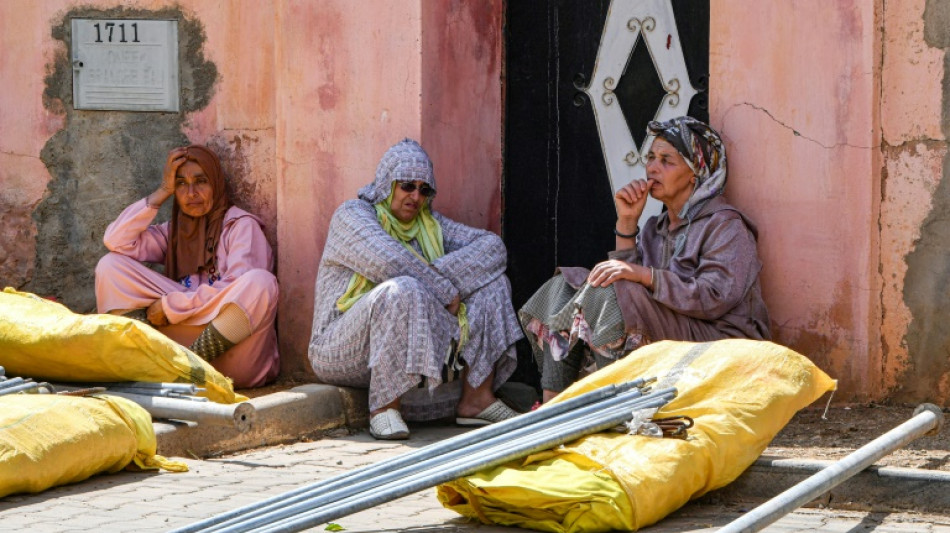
[615,178,654,223]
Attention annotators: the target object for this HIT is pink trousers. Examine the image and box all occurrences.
[95,252,280,388]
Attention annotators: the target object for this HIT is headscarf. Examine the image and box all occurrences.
[165,145,233,282]
[339,139,469,356]
[357,138,438,204]
[647,116,727,222]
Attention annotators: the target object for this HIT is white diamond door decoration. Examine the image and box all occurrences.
[583,0,698,223]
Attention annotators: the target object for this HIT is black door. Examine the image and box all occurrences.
[503,0,709,383]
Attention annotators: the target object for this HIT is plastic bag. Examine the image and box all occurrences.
[0,288,245,404]
[0,393,187,498]
[438,339,837,532]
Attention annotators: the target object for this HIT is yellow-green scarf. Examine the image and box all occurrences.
[336,186,469,352]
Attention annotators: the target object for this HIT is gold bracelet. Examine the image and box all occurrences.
[650,267,655,286]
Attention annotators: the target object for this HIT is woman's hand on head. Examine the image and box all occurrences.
[588,260,652,288]
[146,299,169,327]
[162,148,189,191]
[147,147,188,208]
[614,179,653,223]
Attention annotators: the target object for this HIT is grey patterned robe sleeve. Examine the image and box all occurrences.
[324,200,459,306]
[652,213,760,320]
[429,212,509,301]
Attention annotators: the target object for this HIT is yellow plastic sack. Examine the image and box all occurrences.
[438,339,837,532]
[0,288,245,403]
[0,393,187,498]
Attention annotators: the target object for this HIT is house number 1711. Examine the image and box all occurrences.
[93,22,140,43]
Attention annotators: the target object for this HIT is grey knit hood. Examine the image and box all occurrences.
[357,138,438,206]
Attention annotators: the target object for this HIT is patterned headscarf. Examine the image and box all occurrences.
[165,145,233,282]
[647,116,727,222]
[357,138,438,206]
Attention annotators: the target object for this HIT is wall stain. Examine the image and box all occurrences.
[25,5,217,311]
[781,278,868,401]
[898,0,950,403]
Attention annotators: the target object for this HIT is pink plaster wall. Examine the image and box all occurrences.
[421,0,504,232]
[0,0,67,288]
[711,0,883,400]
[274,0,425,377]
[273,1,505,377]
[180,1,279,246]
[0,0,280,287]
[8,0,938,401]
[0,0,504,380]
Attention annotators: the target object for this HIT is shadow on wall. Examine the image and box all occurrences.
[24,6,217,312]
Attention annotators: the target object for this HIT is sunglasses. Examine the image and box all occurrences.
[398,181,435,197]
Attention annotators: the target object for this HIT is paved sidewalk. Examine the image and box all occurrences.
[3,425,950,532]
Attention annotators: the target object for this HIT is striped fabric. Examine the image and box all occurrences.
[308,141,522,421]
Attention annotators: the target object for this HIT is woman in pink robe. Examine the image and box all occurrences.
[95,146,279,388]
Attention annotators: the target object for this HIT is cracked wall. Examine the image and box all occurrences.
[20,5,216,312]
[891,0,950,403]
[4,3,279,317]
[712,1,883,400]
[2,1,499,380]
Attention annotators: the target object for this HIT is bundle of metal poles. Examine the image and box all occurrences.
[81,381,208,401]
[172,378,677,533]
[52,381,256,432]
[0,366,53,396]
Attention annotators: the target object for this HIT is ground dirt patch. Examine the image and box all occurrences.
[766,403,950,470]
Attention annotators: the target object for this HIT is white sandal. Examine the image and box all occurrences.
[456,400,520,427]
[369,408,410,440]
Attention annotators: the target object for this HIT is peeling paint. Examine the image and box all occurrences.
[901,154,950,403]
[24,6,217,311]
[206,132,278,248]
[896,0,950,404]
[880,141,945,397]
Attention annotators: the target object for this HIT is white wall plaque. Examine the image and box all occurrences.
[71,19,179,112]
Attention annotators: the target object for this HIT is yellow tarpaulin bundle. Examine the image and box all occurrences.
[438,339,837,533]
[0,393,187,498]
[0,288,245,404]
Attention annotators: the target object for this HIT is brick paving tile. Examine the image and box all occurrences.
[5,426,950,532]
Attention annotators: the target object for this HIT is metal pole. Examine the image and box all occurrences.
[0,377,27,390]
[87,382,202,394]
[242,393,675,533]
[101,387,189,397]
[718,403,945,533]
[205,387,672,533]
[172,379,651,533]
[0,381,51,396]
[101,391,256,432]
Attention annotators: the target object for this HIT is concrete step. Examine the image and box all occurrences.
[154,384,368,458]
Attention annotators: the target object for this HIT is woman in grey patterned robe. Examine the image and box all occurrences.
[308,139,523,439]
[521,117,771,403]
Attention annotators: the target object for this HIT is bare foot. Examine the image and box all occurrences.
[456,368,499,418]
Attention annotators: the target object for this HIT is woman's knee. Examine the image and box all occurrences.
[95,252,134,279]
[374,276,430,302]
[233,269,279,304]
